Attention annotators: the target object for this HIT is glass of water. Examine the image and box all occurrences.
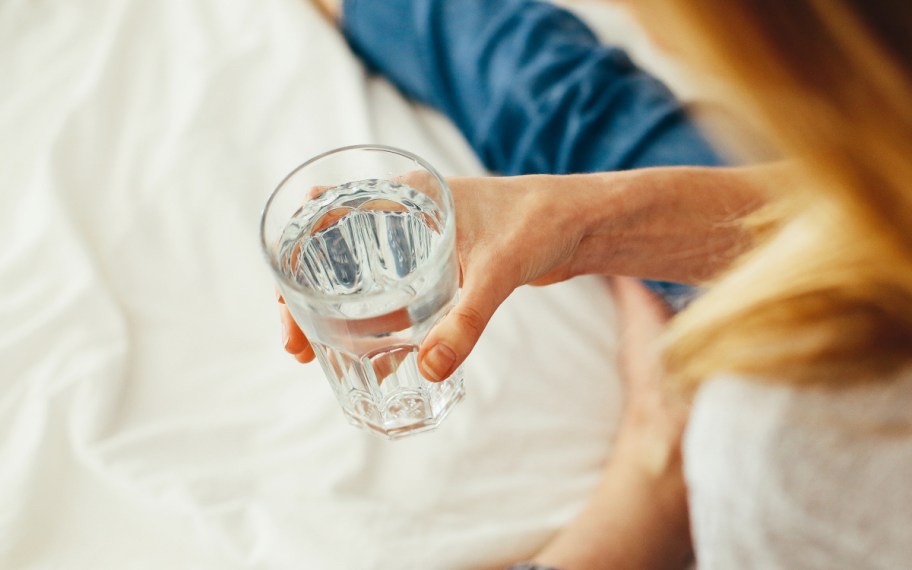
[260,145,465,439]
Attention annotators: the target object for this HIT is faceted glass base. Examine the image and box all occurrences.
[342,376,465,440]
[312,339,465,439]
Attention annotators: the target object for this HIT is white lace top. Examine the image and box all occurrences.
[685,372,912,569]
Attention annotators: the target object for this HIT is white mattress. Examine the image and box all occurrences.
[0,1,678,567]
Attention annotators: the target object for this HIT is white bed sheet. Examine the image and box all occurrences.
[0,1,676,568]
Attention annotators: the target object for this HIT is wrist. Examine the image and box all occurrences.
[570,171,638,277]
[567,167,765,283]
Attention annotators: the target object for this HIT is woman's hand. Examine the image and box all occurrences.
[279,290,315,363]
[279,174,601,376]
[416,175,596,381]
[611,277,688,482]
[279,166,769,378]
[527,278,691,570]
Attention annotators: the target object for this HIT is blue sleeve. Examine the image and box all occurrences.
[342,0,715,309]
[341,0,723,176]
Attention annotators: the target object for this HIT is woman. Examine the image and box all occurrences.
[284,0,912,568]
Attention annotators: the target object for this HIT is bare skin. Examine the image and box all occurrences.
[530,276,691,569]
[280,165,772,375]
[311,0,341,21]
[289,3,783,567]
[275,164,774,569]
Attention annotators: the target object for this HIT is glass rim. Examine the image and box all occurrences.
[259,144,456,305]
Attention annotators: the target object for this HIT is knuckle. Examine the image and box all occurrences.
[452,305,487,340]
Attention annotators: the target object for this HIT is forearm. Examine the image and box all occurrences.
[527,279,694,570]
[529,461,691,570]
[568,165,775,283]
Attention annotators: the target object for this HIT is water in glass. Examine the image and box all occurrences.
[276,178,464,438]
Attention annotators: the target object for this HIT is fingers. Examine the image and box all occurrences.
[294,343,316,363]
[418,264,515,382]
[611,277,671,364]
[611,277,673,334]
[308,185,333,199]
[610,277,675,401]
[280,303,315,363]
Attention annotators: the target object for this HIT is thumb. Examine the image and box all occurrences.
[417,267,514,382]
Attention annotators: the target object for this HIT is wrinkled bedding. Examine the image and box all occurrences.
[0,1,681,567]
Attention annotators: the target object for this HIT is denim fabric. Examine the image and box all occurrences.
[342,0,719,307]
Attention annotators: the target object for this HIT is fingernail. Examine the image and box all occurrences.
[421,343,456,382]
[281,325,290,350]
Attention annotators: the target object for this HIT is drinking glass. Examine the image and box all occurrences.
[261,145,465,439]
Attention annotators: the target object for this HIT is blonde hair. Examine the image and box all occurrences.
[636,0,912,389]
